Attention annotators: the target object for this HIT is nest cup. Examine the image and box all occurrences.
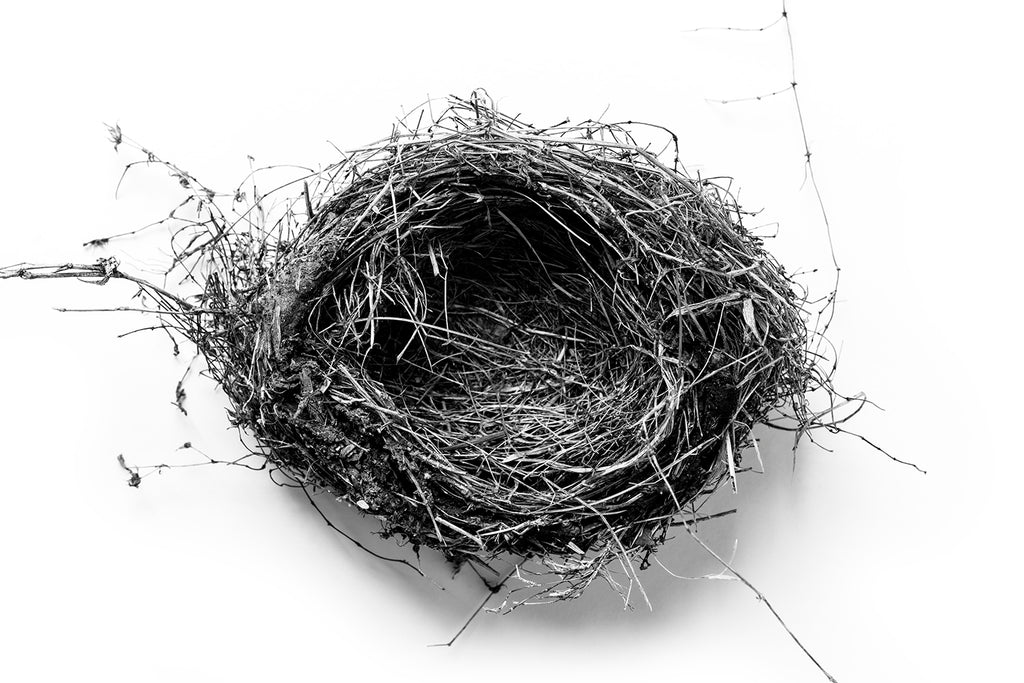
[0,93,817,602]
[182,93,809,601]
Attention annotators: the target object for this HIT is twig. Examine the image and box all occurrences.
[681,522,839,682]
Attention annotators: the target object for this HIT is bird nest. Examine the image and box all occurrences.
[6,92,827,604]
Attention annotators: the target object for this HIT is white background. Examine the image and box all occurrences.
[1,1,1020,681]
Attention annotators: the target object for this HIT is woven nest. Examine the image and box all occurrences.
[11,93,820,603]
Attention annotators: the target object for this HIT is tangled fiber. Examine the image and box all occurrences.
[5,92,833,604]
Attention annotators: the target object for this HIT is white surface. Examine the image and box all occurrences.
[1,1,1020,681]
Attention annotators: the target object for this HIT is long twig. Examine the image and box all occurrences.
[682,522,839,682]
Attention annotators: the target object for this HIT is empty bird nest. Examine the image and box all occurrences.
[4,92,841,605]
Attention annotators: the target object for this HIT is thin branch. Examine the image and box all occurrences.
[681,522,839,682]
